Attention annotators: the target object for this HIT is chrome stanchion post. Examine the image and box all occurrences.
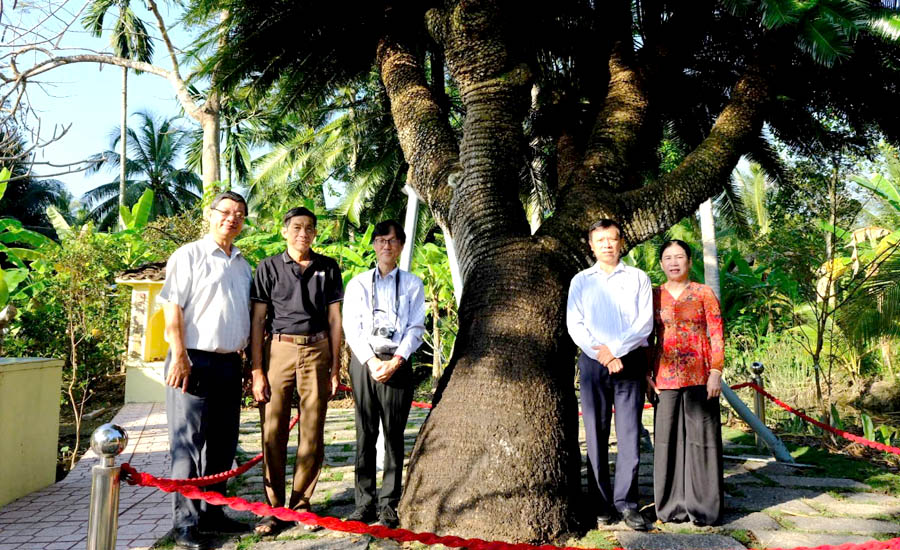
[86,423,128,550]
[750,362,766,449]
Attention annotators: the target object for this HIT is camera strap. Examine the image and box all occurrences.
[371,268,402,327]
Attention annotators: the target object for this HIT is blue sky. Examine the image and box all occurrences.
[11,1,197,200]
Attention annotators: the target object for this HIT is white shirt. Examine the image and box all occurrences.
[566,261,653,360]
[157,235,252,353]
[343,266,426,363]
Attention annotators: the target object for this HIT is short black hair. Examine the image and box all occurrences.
[658,239,692,260]
[587,218,622,239]
[373,219,406,244]
[282,206,317,227]
[210,191,247,215]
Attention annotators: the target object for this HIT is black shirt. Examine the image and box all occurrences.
[251,250,344,335]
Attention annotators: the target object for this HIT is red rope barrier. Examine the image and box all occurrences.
[118,381,900,550]
[119,462,900,550]
[732,382,900,456]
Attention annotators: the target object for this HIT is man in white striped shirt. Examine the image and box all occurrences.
[566,218,653,531]
[342,220,426,528]
[158,191,253,549]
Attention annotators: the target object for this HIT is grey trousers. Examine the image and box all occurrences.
[653,385,724,525]
[165,349,242,529]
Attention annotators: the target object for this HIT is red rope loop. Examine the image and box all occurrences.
[120,464,900,550]
[733,382,900,456]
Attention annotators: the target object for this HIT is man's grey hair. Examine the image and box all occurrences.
[210,191,248,215]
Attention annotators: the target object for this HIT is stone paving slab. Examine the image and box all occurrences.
[789,516,900,535]
[753,530,873,548]
[616,532,744,550]
[765,474,870,490]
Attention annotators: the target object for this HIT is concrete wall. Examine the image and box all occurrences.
[124,361,166,403]
[0,358,63,508]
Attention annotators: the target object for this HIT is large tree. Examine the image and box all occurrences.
[212,0,900,542]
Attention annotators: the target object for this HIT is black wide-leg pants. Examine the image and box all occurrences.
[349,353,413,512]
[653,385,724,525]
[165,349,242,529]
[579,351,646,514]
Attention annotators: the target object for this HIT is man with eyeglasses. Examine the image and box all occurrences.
[158,191,252,549]
[342,220,426,528]
[249,206,344,535]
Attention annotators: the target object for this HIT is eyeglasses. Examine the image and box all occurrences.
[373,237,401,247]
[211,207,246,221]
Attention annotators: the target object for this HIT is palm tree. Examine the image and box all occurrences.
[82,111,201,229]
[83,0,154,229]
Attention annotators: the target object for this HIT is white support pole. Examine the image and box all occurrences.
[445,233,463,307]
[399,185,419,272]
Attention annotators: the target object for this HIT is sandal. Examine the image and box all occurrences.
[254,515,284,536]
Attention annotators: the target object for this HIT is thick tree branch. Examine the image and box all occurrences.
[429,0,533,278]
[376,35,458,230]
[620,63,772,244]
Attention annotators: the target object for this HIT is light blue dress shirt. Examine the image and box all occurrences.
[343,266,426,364]
[566,261,653,361]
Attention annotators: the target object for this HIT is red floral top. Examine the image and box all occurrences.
[652,282,724,390]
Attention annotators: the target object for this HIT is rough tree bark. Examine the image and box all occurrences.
[375,1,773,542]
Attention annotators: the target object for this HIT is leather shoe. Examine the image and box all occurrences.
[622,508,650,531]
[346,507,376,523]
[174,526,210,550]
[596,510,620,526]
[378,506,399,529]
[199,514,248,534]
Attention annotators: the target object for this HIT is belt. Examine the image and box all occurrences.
[273,331,328,345]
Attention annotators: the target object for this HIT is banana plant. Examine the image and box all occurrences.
[0,168,56,310]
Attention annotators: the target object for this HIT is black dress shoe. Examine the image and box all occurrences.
[596,511,620,526]
[199,514,249,534]
[346,507,376,523]
[621,508,650,531]
[174,526,210,550]
[378,506,399,529]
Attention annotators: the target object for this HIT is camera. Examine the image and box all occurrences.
[372,326,395,339]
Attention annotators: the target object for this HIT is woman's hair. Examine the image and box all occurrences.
[658,239,692,261]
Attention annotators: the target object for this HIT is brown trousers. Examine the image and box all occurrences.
[260,337,331,510]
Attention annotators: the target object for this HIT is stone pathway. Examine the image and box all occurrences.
[0,403,171,550]
[1,403,899,550]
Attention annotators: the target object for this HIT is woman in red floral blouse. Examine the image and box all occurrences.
[648,239,724,526]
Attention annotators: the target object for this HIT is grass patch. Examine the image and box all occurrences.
[790,445,900,493]
[725,529,753,546]
[342,443,353,452]
[276,533,319,541]
[151,537,176,549]
[236,534,262,550]
[566,529,618,549]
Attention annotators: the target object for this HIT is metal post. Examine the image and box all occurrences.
[86,423,128,550]
[750,362,766,449]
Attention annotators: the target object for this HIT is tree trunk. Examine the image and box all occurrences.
[699,198,720,299]
[200,105,221,193]
[119,66,128,230]
[400,240,583,542]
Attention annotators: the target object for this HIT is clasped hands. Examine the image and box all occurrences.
[592,344,624,374]
[368,355,402,383]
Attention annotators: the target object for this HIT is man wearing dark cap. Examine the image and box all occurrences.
[159,191,252,549]
[249,207,344,535]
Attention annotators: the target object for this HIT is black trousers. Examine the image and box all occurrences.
[653,385,724,525]
[165,349,242,528]
[349,353,413,512]
[579,350,646,514]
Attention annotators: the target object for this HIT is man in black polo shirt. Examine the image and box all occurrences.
[249,207,343,535]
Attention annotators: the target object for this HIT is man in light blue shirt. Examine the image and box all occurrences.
[342,219,426,528]
[566,218,653,531]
